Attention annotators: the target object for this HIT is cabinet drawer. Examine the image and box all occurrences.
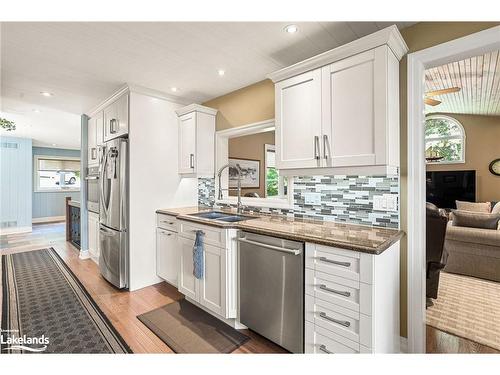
[306,243,360,281]
[305,294,371,346]
[305,321,359,354]
[306,268,372,314]
[179,220,226,248]
[156,213,178,232]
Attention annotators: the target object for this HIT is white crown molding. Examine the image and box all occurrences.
[267,25,409,83]
[85,83,193,117]
[175,103,218,117]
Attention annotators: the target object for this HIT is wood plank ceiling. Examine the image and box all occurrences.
[425,50,500,116]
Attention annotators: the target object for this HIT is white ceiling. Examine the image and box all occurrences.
[0,98,81,149]
[0,22,415,149]
[425,50,500,116]
[1,22,415,112]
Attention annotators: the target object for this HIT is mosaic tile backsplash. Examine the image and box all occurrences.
[198,175,399,228]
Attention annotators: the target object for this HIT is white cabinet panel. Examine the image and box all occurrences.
[305,321,359,354]
[322,47,386,167]
[88,212,100,263]
[198,243,226,316]
[177,105,217,176]
[275,69,322,169]
[156,228,179,287]
[104,93,129,141]
[178,236,197,300]
[88,112,104,167]
[178,113,197,174]
[272,41,402,172]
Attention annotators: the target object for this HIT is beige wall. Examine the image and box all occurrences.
[228,131,275,198]
[204,22,500,338]
[425,113,500,202]
[203,79,275,131]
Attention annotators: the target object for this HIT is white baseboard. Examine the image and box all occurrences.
[400,336,408,353]
[78,250,90,260]
[32,216,65,224]
[0,226,32,235]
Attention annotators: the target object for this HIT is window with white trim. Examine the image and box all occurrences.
[425,115,465,164]
[34,156,81,192]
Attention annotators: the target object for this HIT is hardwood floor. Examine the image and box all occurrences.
[426,326,499,354]
[5,223,499,354]
[0,223,286,354]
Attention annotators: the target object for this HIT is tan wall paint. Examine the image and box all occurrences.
[203,80,275,131]
[228,131,276,198]
[426,113,500,202]
[203,22,500,339]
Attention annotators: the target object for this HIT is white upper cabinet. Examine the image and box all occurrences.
[87,111,104,167]
[275,69,322,169]
[176,104,217,176]
[178,113,197,174]
[268,25,408,173]
[104,92,129,141]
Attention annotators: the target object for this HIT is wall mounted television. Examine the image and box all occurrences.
[426,170,476,209]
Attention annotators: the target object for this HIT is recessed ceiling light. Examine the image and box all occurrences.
[218,69,225,76]
[284,24,299,34]
[170,87,178,92]
[33,109,41,113]
[40,91,54,97]
[52,143,57,146]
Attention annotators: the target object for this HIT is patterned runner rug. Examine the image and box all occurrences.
[1,248,131,353]
[426,271,500,351]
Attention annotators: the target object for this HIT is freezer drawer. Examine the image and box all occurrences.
[99,224,128,289]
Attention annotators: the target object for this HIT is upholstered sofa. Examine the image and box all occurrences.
[443,202,500,282]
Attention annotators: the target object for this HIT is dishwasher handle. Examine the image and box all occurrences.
[237,237,302,255]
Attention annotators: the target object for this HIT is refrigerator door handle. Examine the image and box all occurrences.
[100,149,110,218]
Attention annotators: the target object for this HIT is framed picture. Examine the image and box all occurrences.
[228,158,260,188]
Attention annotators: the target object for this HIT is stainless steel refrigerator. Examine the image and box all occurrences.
[99,137,128,289]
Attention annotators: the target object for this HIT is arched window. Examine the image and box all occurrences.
[425,115,465,164]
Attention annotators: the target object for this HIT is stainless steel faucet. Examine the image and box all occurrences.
[217,163,244,213]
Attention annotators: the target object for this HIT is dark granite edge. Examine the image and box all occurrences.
[156,208,404,255]
[238,226,404,255]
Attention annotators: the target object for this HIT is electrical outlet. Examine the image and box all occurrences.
[373,194,398,211]
[304,192,321,205]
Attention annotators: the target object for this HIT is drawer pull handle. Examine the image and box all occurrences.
[319,284,351,297]
[319,312,351,328]
[319,256,351,267]
[161,220,175,225]
[319,345,333,354]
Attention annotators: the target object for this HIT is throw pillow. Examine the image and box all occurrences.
[451,210,500,230]
[491,202,500,215]
[455,200,491,213]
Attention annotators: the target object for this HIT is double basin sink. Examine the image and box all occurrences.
[188,211,257,223]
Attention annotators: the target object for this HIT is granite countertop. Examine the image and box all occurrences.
[156,206,404,255]
[68,200,80,208]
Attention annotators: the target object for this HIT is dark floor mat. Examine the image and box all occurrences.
[137,299,249,353]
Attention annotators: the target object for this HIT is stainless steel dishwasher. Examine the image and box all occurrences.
[238,231,304,353]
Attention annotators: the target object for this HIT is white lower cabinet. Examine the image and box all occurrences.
[88,211,100,263]
[178,236,198,299]
[156,228,179,287]
[305,241,400,353]
[305,321,359,354]
[177,221,236,319]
